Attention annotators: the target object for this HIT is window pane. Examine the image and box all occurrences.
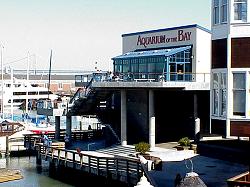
[220,90,227,116]
[233,90,246,116]
[233,73,245,89]
[234,0,247,21]
[213,89,219,115]
[221,0,228,22]
[214,0,220,24]
[213,73,219,89]
[221,73,227,88]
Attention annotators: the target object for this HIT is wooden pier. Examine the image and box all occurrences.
[35,143,143,186]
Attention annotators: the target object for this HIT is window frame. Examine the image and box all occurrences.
[212,71,227,118]
[213,0,220,25]
[234,0,247,22]
[232,72,246,117]
[221,0,228,23]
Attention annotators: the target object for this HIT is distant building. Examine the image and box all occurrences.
[1,70,92,96]
[211,0,250,137]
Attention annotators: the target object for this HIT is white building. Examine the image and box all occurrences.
[211,0,250,137]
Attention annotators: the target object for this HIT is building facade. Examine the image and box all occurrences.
[92,24,211,145]
[211,0,250,137]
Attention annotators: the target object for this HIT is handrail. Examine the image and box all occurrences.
[141,163,158,187]
[24,130,104,149]
[91,72,210,83]
[227,171,250,187]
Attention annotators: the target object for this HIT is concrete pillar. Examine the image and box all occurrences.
[66,115,72,142]
[193,93,198,119]
[121,90,127,146]
[149,90,155,150]
[149,117,155,150]
[55,116,60,140]
[195,118,200,142]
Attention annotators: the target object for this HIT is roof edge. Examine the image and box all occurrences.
[122,24,211,37]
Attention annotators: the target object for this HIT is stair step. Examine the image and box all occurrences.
[96,145,136,156]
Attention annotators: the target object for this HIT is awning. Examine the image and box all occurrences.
[112,46,191,60]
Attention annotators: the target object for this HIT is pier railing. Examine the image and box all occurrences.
[24,130,104,150]
[36,143,144,186]
[227,171,250,187]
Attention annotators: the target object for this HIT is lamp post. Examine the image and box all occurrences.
[1,44,4,119]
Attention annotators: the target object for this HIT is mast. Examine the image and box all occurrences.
[1,44,4,119]
[11,67,13,120]
[25,52,30,115]
[48,50,52,100]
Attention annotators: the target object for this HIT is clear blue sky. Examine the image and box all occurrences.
[0,0,211,71]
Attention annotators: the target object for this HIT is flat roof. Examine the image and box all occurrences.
[112,46,191,59]
[122,24,211,37]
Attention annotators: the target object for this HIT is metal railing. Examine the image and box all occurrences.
[227,171,250,187]
[91,72,210,83]
[36,143,143,186]
[24,129,103,150]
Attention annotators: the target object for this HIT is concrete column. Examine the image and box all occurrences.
[66,115,72,142]
[193,93,198,119]
[55,116,60,140]
[149,117,155,150]
[149,90,155,149]
[195,118,200,142]
[121,90,127,146]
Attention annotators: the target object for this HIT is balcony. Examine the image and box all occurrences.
[91,72,210,91]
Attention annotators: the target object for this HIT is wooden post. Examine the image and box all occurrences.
[97,157,99,176]
[88,156,91,173]
[5,135,10,157]
[126,160,129,183]
[73,152,76,169]
[106,158,108,178]
[36,146,42,165]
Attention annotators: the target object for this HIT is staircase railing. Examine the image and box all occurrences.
[104,124,121,145]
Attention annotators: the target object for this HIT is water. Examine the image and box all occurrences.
[0,156,73,187]
[0,155,130,187]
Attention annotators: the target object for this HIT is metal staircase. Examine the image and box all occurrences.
[104,124,121,144]
[67,78,113,116]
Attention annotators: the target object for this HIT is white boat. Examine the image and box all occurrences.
[0,77,58,113]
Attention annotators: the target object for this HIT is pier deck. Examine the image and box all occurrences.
[35,143,143,186]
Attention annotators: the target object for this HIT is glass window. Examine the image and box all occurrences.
[58,83,63,89]
[234,0,247,22]
[220,73,227,116]
[123,60,130,73]
[213,0,220,24]
[114,60,122,73]
[221,0,228,23]
[139,58,147,78]
[233,73,246,116]
[212,73,220,115]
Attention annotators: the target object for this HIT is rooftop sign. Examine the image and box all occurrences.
[136,30,192,48]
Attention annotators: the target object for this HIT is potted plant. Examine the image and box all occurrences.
[177,137,191,150]
[135,141,150,158]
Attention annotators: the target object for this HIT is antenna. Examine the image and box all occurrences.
[48,50,52,100]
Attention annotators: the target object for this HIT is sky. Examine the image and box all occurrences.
[0,0,211,72]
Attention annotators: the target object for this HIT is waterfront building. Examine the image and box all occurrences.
[211,0,250,138]
[91,24,211,145]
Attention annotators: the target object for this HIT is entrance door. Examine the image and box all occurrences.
[177,64,184,81]
[169,63,176,81]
